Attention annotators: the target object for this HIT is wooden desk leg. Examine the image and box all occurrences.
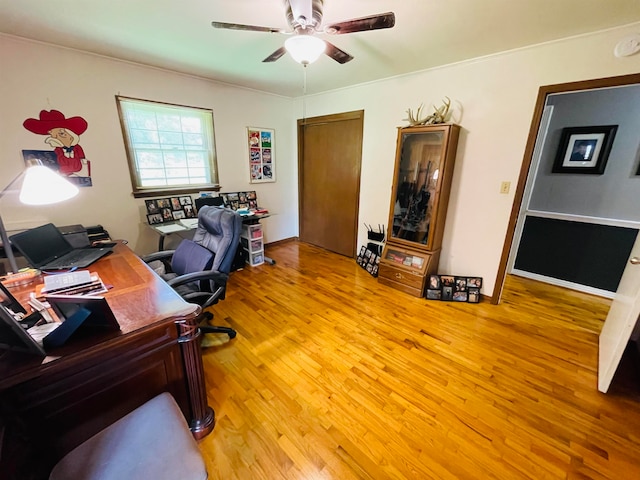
[177,319,215,440]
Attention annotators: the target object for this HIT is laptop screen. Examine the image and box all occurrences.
[10,223,73,267]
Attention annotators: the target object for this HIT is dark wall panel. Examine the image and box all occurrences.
[514,216,637,292]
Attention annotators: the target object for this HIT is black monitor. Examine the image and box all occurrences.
[0,303,46,356]
[0,280,27,316]
[194,197,225,211]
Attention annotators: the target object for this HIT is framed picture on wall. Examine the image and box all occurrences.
[22,149,93,188]
[552,125,618,174]
[247,127,276,184]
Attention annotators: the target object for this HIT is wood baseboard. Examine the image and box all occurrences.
[264,237,298,248]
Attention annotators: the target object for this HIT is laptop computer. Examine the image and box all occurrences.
[9,223,112,271]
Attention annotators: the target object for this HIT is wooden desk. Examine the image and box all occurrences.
[0,242,214,479]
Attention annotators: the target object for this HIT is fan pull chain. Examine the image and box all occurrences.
[303,64,307,95]
[302,65,308,120]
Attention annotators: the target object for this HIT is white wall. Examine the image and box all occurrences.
[0,35,297,255]
[2,25,640,295]
[297,24,640,294]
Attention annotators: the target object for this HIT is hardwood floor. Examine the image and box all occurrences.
[198,241,640,479]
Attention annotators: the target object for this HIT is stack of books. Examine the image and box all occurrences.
[39,271,108,297]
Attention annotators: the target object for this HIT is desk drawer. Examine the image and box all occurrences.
[378,263,425,296]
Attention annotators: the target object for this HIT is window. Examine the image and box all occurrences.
[116,96,219,197]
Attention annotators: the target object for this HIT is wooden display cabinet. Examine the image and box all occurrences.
[378,124,460,297]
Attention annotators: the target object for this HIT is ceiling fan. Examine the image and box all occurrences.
[211,0,395,65]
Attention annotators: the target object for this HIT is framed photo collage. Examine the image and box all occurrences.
[145,191,262,226]
[426,275,482,303]
[219,191,258,211]
[248,127,275,184]
[145,196,195,225]
[357,246,380,277]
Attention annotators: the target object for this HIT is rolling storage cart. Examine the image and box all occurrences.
[241,223,264,267]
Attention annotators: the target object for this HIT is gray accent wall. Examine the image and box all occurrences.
[529,85,640,221]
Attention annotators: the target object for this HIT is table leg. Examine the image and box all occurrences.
[177,317,215,440]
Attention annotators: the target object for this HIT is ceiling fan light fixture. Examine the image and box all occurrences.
[285,35,326,65]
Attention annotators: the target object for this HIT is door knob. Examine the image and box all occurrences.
[630,257,640,265]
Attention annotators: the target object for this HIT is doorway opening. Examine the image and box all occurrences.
[492,73,640,305]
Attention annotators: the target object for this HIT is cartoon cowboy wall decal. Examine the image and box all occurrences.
[23,110,92,185]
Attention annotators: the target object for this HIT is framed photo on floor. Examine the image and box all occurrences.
[426,275,482,303]
[356,246,380,277]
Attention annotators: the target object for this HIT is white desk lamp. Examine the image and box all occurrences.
[0,161,79,273]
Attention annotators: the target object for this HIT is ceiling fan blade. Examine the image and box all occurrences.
[323,12,395,35]
[211,21,286,34]
[324,41,353,64]
[263,47,288,63]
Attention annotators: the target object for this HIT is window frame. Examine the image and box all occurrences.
[115,95,220,198]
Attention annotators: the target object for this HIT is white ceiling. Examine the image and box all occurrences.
[2,0,640,97]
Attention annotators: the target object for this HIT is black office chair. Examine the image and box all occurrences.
[143,205,242,339]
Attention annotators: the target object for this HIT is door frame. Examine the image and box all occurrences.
[491,73,640,304]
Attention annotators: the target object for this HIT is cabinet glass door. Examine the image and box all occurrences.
[390,129,444,247]
[382,246,429,275]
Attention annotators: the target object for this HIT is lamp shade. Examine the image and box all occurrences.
[285,35,326,64]
[19,165,79,205]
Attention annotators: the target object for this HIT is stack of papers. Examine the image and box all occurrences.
[180,218,199,229]
[155,223,187,233]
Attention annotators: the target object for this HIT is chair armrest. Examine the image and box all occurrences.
[166,270,229,288]
[142,250,176,263]
[168,270,229,309]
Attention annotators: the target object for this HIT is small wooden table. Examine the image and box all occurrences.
[0,242,214,479]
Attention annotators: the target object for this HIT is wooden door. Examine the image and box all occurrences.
[298,111,363,257]
[598,232,640,392]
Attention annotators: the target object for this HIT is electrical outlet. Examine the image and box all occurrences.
[500,181,510,194]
